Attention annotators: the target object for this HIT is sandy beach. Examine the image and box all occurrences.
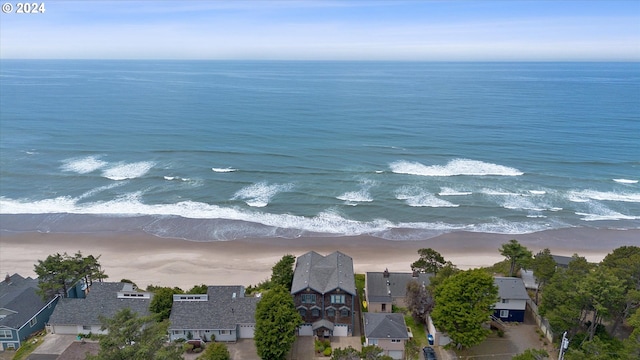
[1,228,638,290]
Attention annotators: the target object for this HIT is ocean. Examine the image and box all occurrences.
[1,61,639,241]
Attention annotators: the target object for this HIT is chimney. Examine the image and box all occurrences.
[383,268,389,278]
[4,273,10,284]
[412,270,419,278]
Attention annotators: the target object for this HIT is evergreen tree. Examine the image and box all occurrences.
[149,286,184,321]
[270,254,296,290]
[531,248,556,303]
[254,285,301,360]
[411,248,446,274]
[499,239,532,277]
[431,269,498,349]
[87,308,182,360]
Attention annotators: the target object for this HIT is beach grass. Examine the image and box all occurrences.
[12,330,46,360]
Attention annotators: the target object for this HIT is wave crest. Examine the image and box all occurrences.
[61,156,107,174]
[390,159,523,177]
[232,182,294,207]
[103,161,155,181]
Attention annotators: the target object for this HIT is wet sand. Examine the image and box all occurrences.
[1,228,637,290]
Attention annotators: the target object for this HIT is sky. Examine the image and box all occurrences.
[1,0,639,61]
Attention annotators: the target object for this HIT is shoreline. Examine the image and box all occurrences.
[1,227,637,290]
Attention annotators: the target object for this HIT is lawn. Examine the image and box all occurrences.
[355,273,367,312]
[404,315,428,347]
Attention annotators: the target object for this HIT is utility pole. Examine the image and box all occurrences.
[558,331,569,360]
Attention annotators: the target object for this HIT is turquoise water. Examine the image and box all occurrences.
[1,61,639,240]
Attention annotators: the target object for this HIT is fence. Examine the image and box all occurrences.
[527,299,554,343]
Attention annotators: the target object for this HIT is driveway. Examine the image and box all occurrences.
[30,334,76,356]
[183,340,259,360]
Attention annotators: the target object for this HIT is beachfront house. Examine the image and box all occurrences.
[291,251,356,337]
[0,274,59,350]
[363,312,410,360]
[493,277,529,322]
[47,282,153,335]
[365,269,432,312]
[168,286,258,342]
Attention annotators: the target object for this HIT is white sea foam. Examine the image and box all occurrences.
[77,183,125,201]
[500,196,547,212]
[164,176,190,182]
[567,190,640,203]
[613,178,638,184]
[102,161,155,181]
[439,187,472,196]
[390,158,523,177]
[528,190,547,195]
[212,167,237,173]
[576,205,639,221]
[337,178,376,205]
[480,188,520,196]
[232,182,294,207]
[396,187,459,208]
[61,156,107,174]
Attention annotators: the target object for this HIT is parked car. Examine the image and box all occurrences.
[423,346,437,360]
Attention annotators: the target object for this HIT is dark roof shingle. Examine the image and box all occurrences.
[291,251,355,295]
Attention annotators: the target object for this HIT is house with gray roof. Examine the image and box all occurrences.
[48,282,153,335]
[168,286,258,342]
[291,251,356,337]
[0,274,59,350]
[493,277,529,322]
[365,269,432,313]
[363,312,410,360]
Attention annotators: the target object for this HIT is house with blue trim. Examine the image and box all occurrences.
[493,277,529,322]
[0,274,59,350]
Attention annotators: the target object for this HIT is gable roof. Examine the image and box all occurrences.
[169,286,258,330]
[291,251,355,296]
[0,273,52,330]
[494,277,529,300]
[364,313,409,339]
[551,255,573,268]
[48,282,152,326]
[366,271,432,303]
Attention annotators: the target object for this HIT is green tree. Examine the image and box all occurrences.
[623,307,640,357]
[87,308,182,360]
[270,254,296,290]
[360,345,393,360]
[579,266,626,341]
[428,261,460,292]
[254,285,301,360]
[187,284,208,294]
[539,255,593,336]
[499,239,532,277]
[431,269,498,350]
[34,251,108,300]
[411,248,446,274]
[331,346,360,360]
[601,246,640,334]
[404,338,420,360]
[531,248,556,303]
[512,348,549,360]
[197,342,230,360]
[149,286,184,321]
[406,280,434,324]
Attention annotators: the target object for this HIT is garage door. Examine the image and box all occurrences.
[238,324,255,339]
[388,350,403,359]
[333,324,348,337]
[298,324,313,336]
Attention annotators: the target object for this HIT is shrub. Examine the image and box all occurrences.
[183,343,194,352]
[323,347,332,356]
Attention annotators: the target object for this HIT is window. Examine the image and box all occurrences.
[219,330,230,335]
[82,325,91,331]
[330,294,345,304]
[391,339,401,343]
[369,339,378,345]
[327,308,335,317]
[301,294,316,304]
[29,318,37,327]
[381,303,386,311]
[501,299,509,303]
[0,330,12,338]
[299,308,307,317]
[500,310,509,318]
[311,308,320,317]
[341,308,350,317]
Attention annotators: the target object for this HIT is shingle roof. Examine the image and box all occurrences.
[168,286,258,331]
[364,313,409,339]
[0,273,51,329]
[366,272,432,303]
[494,277,529,300]
[48,282,152,325]
[291,251,355,295]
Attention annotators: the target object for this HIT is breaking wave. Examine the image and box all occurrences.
[390,159,523,177]
[61,156,107,174]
